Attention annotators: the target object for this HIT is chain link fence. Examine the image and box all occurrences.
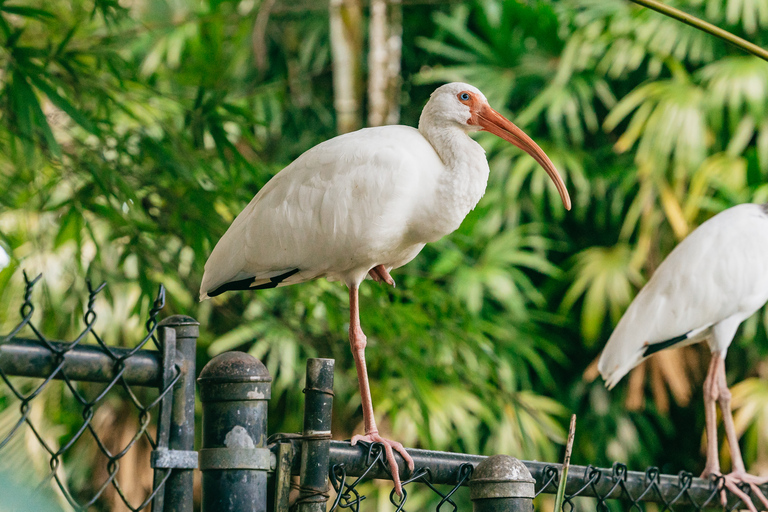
[268,437,761,511]
[267,357,768,512]
[322,449,742,511]
[0,273,197,511]
[2,279,767,511]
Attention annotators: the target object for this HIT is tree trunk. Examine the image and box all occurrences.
[329,0,363,134]
[367,0,402,127]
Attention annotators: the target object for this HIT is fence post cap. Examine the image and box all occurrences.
[469,455,535,500]
[158,315,200,338]
[198,351,271,384]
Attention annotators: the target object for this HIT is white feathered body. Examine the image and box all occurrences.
[200,123,489,298]
[599,203,768,388]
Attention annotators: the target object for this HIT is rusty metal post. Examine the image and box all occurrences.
[198,352,272,512]
[469,455,535,512]
[156,316,199,512]
[297,358,335,512]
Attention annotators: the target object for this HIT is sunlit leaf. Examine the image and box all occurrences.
[605,78,707,170]
[561,244,643,345]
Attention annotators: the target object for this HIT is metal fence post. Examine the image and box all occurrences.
[469,455,535,512]
[157,315,199,512]
[198,351,272,512]
[297,358,335,512]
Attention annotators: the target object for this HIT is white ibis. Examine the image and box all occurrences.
[598,203,768,511]
[200,82,571,494]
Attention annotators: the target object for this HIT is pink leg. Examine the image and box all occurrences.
[716,358,768,510]
[368,265,395,287]
[701,353,768,512]
[346,284,413,496]
[701,355,720,478]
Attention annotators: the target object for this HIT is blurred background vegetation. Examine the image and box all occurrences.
[1,0,768,509]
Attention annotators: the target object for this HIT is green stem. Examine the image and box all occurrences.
[554,414,576,512]
[627,0,768,62]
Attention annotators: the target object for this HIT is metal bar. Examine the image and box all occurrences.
[160,316,199,512]
[527,462,735,508]
[199,352,272,512]
[151,326,177,512]
[309,441,767,508]
[297,358,335,512]
[0,338,162,386]
[273,442,294,512]
[325,441,485,485]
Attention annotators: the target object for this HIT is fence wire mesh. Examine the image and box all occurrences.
[322,440,767,512]
[4,277,768,512]
[329,441,474,512]
[0,272,178,511]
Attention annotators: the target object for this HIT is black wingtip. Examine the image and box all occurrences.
[207,268,300,297]
[643,332,690,357]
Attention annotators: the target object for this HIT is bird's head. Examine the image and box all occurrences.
[422,82,571,211]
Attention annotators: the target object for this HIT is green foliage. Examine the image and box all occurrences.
[561,244,642,345]
[2,0,768,508]
[414,0,768,475]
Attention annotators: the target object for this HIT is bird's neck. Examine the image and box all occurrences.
[418,121,490,233]
[419,120,484,166]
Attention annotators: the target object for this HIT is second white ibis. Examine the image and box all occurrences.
[200,82,571,494]
[599,203,768,511]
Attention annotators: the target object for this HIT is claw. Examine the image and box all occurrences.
[351,433,414,496]
[710,471,768,512]
[368,265,395,287]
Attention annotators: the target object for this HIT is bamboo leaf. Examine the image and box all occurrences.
[27,74,98,134]
[0,4,55,19]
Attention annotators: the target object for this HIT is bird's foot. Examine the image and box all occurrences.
[350,432,414,496]
[368,265,395,287]
[705,470,768,511]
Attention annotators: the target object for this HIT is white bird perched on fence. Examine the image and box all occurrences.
[599,203,768,511]
[200,82,571,495]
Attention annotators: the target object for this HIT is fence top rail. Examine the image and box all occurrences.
[0,337,164,386]
[0,272,170,387]
[272,438,768,510]
[0,275,189,512]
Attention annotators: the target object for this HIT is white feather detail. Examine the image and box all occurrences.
[598,203,768,387]
[200,118,490,298]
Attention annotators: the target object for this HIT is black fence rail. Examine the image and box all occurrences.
[260,356,768,512]
[2,279,767,511]
[0,274,198,511]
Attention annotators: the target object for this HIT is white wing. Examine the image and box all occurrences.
[598,203,768,388]
[200,125,446,298]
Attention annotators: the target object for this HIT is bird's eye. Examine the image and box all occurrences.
[459,92,470,101]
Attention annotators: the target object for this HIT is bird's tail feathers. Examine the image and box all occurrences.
[599,324,712,388]
[600,348,645,390]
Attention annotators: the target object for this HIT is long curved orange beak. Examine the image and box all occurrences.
[475,105,571,210]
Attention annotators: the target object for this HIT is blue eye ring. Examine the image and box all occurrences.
[459,92,470,101]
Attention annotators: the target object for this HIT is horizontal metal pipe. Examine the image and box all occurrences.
[309,441,767,509]
[326,441,485,485]
[526,461,738,509]
[0,338,162,386]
